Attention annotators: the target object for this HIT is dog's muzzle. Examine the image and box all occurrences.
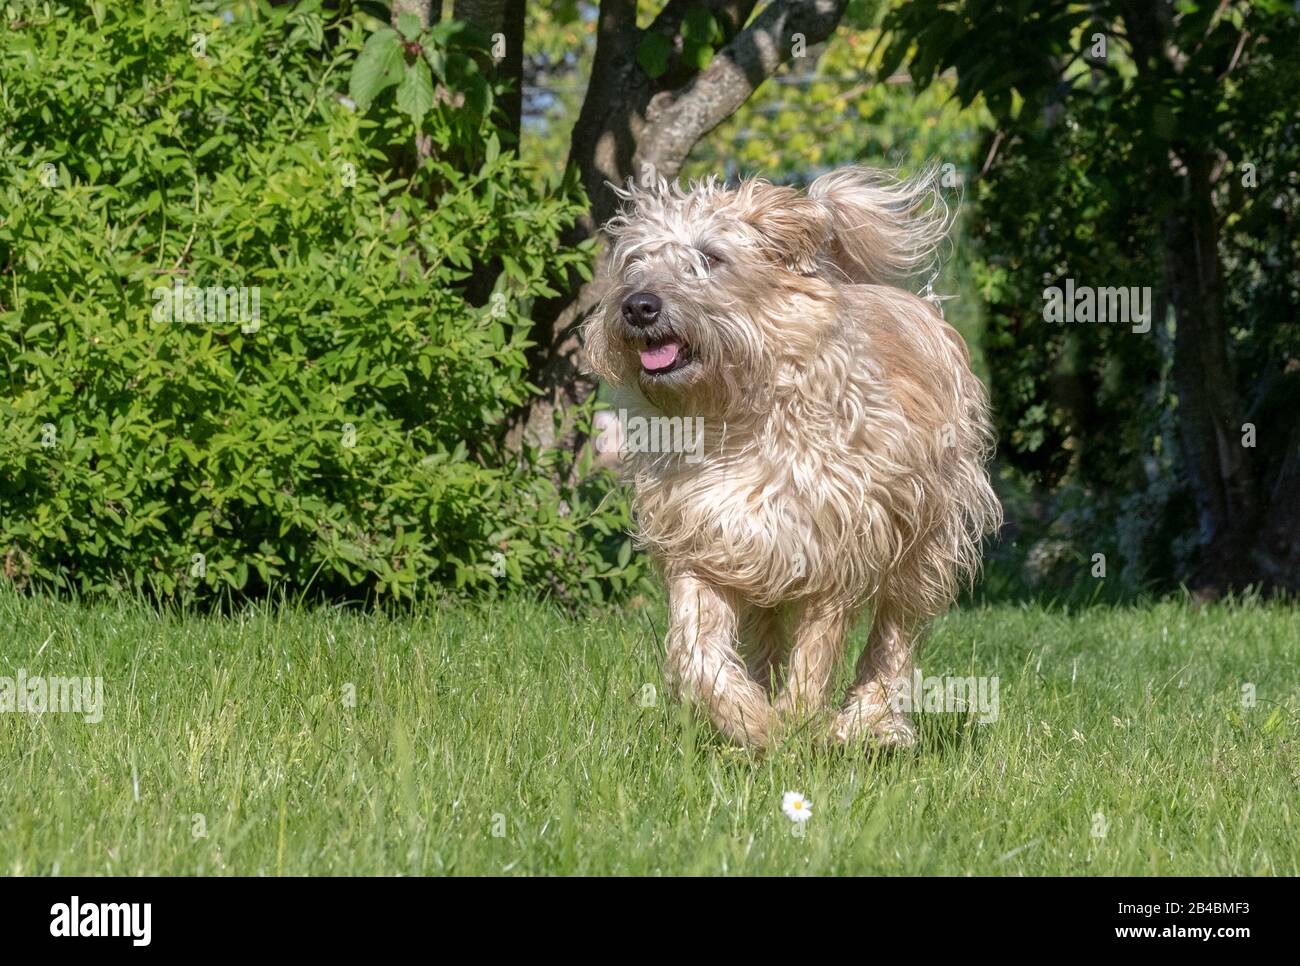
[621,290,692,376]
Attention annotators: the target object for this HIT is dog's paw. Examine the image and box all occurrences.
[831,706,917,750]
[867,714,917,749]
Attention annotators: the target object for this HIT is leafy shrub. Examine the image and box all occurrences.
[0,0,642,604]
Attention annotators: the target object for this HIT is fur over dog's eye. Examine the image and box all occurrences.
[700,250,723,270]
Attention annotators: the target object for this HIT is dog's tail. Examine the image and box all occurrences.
[808,163,953,290]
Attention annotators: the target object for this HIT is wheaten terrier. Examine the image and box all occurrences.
[584,166,1001,749]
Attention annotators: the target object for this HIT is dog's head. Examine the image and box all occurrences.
[583,166,950,413]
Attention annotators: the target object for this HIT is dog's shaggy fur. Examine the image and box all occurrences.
[584,166,1001,749]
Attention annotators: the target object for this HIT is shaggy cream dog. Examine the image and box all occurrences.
[584,166,1001,749]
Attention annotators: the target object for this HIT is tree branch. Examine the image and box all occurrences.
[637,0,848,181]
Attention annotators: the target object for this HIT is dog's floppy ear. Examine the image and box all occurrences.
[738,182,830,274]
[807,165,950,284]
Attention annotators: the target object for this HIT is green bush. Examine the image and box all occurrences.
[0,0,641,604]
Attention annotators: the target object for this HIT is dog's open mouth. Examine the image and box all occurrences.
[638,335,691,375]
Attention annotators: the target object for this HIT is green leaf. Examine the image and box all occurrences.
[423,43,445,80]
[636,33,672,79]
[681,6,722,69]
[348,27,404,111]
[395,12,423,40]
[395,58,435,124]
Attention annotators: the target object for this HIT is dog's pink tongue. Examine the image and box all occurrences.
[640,340,680,371]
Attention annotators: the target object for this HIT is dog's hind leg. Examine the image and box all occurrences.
[833,599,919,748]
[738,604,787,693]
[665,574,775,748]
[773,599,850,721]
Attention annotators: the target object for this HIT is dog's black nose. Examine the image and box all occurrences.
[621,291,662,328]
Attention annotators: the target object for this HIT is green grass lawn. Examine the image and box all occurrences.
[1,588,1296,875]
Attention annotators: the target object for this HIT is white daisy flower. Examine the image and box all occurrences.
[781,791,812,823]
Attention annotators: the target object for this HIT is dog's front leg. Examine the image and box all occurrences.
[833,602,918,748]
[665,574,775,748]
[773,599,849,721]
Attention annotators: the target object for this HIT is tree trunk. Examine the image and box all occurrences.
[391,0,436,30]
[452,0,526,143]
[1164,149,1262,593]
